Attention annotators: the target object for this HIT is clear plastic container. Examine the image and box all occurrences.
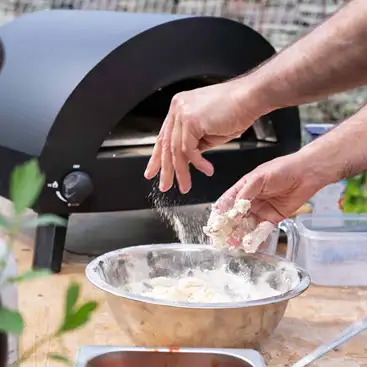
[295,214,367,287]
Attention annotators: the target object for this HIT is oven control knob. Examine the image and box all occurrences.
[61,171,93,204]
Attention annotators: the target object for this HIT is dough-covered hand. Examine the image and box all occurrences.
[203,199,274,252]
[204,151,325,252]
[144,81,262,194]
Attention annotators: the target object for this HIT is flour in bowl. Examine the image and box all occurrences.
[122,264,285,303]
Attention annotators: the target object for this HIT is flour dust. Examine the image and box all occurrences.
[148,182,210,245]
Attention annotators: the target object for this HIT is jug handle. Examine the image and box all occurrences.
[278,219,299,262]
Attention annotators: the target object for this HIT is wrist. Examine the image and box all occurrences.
[228,74,276,124]
[299,114,367,189]
[297,140,346,190]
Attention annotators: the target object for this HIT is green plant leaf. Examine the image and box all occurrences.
[65,282,80,317]
[22,215,67,229]
[58,301,98,334]
[7,269,52,284]
[10,159,45,215]
[0,307,24,335]
[48,353,71,365]
[0,215,8,228]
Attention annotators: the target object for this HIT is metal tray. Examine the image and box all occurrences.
[75,346,265,367]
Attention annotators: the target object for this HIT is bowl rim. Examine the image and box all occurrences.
[85,243,311,309]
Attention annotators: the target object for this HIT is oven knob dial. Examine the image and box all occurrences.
[61,171,93,204]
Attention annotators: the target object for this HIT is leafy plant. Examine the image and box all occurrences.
[343,172,367,214]
[0,159,99,366]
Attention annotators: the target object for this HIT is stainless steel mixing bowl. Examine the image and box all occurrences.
[86,243,310,348]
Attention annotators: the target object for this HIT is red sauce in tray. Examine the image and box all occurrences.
[93,364,241,367]
[167,346,180,352]
[92,362,242,367]
[88,351,246,367]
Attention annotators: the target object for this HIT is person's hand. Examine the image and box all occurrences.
[215,151,325,225]
[204,151,324,251]
[204,198,275,251]
[143,81,264,194]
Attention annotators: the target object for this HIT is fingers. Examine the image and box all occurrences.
[144,133,163,180]
[214,176,247,214]
[171,120,191,194]
[159,114,175,192]
[182,128,214,177]
[214,171,266,218]
[144,113,171,180]
[144,91,215,194]
[236,174,264,201]
[242,220,275,253]
[250,200,285,225]
[213,194,236,214]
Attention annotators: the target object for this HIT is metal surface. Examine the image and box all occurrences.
[292,315,367,367]
[101,113,277,149]
[86,243,310,348]
[75,346,265,367]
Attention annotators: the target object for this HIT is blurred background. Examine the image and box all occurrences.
[0,0,365,138]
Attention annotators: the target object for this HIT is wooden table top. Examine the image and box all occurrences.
[9,233,366,367]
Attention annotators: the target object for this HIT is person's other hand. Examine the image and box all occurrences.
[143,81,264,194]
[215,151,324,225]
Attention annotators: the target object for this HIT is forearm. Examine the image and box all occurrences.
[297,104,367,190]
[231,0,367,115]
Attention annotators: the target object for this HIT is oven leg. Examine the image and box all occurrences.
[32,214,69,273]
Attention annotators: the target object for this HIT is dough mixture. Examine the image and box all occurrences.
[203,199,274,252]
[123,265,284,303]
[121,200,295,304]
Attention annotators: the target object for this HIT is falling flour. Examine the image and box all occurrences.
[148,182,210,244]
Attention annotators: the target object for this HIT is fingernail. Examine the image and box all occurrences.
[206,166,214,177]
[144,169,154,180]
[180,186,190,195]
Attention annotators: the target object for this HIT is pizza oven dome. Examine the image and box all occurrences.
[0,10,300,272]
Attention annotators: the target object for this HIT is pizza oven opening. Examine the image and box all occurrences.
[99,76,277,158]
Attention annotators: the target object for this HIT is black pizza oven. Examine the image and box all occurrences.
[0,10,300,272]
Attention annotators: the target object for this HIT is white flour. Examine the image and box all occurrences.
[148,182,210,244]
[123,264,290,303]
